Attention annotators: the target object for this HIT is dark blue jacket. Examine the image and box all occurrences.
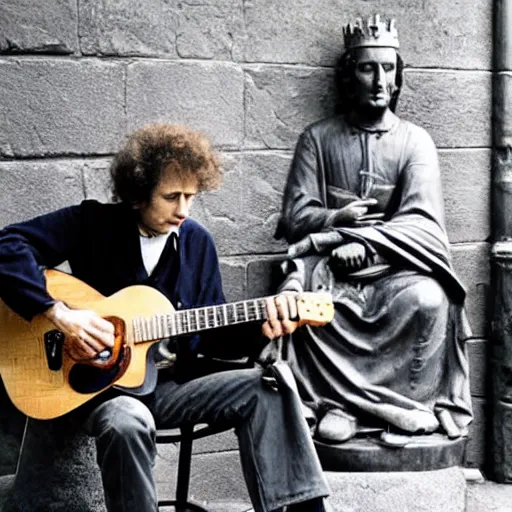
[0,200,260,359]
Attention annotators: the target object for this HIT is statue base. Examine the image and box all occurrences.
[315,433,467,472]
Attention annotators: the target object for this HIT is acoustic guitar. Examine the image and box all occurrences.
[0,269,334,420]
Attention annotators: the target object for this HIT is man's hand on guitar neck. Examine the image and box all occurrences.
[43,301,115,361]
[262,294,299,340]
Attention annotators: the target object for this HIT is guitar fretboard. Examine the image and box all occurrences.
[132,298,269,342]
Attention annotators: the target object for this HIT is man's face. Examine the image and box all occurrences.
[137,167,199,235]
[353,47,397,110]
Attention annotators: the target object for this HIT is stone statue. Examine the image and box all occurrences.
[275,15,473,446]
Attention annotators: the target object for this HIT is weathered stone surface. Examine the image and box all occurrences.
[0,0,77,54]
[80,0,243,60]
[467,479,512,512]
[127,61,244,149]
[219,257,247,302]
[0,160,84,227]
[440,149,491,244]
[242,0,492,70]
[80,0,179,57]
[467,397,487,469]
[193,151,290,254]
[82,158,113,202]
[468,339,488,398]
[325,466,466,512]
[451,243,490,339]
[244,67,491,150]
[400,70,492,149]
[155,449,248,505]
[174,0,244,60]
[244,66,336,149]
[0,59,125,157]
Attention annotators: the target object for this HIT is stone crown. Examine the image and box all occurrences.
[343,15,399,50]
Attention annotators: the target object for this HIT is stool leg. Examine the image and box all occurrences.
[175,428,194,510]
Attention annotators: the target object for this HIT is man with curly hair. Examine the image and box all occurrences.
[0,123,330,512]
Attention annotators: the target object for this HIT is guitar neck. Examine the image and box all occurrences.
[132,297,270,343]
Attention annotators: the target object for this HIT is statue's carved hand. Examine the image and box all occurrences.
[330,198,378,226]
[330,242,367,272]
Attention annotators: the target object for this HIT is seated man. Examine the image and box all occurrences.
[0,123,330,511]
[275,15,473,444]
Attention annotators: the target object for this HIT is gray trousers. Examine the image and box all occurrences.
[84,366,329,512]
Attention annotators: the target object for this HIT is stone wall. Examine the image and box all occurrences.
[0,0,492,479]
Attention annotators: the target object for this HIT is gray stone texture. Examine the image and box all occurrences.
[244,66,336,149]
[127,60,244,148]
[0,0,77,54]
[80,0,244,60]
[0,160,85,227]
[440,149,491,244]
[325,466,467,512]
[155,447,249,505]
[452,243,490,339]
[0,59,126,157]
[467,397,487,469]
[399,71,492,149]
[244,67,491,150]
[80,0,179,57]
[241,0,492,70]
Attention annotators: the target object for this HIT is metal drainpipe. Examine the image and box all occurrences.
[491,0,512,483]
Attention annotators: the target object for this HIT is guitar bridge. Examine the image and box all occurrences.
[44,330,65,371]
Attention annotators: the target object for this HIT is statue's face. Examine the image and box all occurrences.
[352,47,397,110]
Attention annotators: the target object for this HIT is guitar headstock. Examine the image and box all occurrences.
[296,292,335,327]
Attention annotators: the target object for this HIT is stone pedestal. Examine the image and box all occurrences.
[315,433,467,472]
[13,416,106,512]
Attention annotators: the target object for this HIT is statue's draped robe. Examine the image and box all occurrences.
[277,112,473,434]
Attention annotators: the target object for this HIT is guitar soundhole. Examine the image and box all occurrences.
[68,345,132,394]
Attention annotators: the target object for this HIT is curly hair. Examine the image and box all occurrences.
[110,123,222,205]
[335,49,404,114]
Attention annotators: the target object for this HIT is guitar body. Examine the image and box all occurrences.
[0,270,175,420]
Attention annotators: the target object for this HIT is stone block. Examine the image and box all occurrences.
[467,479,512,512]
[242,0,491,70]
[244,66,491,150]
[244,66,336,149]
[0,59,125,157]
[127,61,244,149]
[451,243,490,339]
[83,158,114,203]
[79,0,179,57]
[440,149,491,244]
[325,466,466,512]
[219,257,247,302]
[80,0,244,60]
[466,397,487,469]
[0,160,85,228]
[174,0,244,61]
[468,339,488,398]
[399,70,492,149]
[0,0,77,54]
